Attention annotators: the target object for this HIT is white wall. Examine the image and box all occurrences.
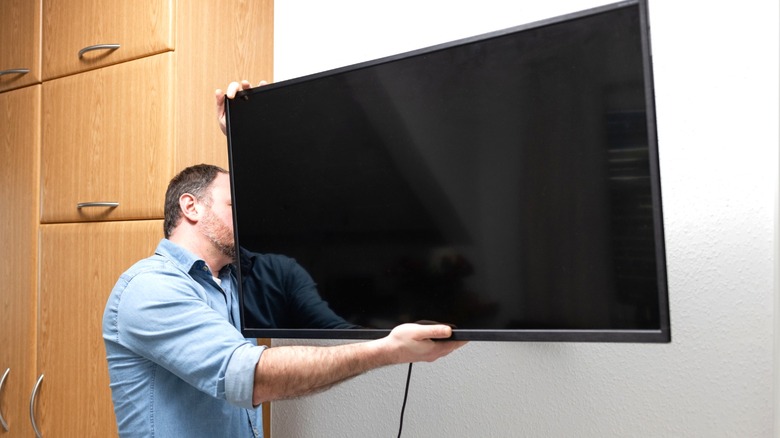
[272,1,780,436]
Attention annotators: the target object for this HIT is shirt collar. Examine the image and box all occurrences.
[155,238,236,278]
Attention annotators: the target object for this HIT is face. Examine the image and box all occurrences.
[200,173,236,260]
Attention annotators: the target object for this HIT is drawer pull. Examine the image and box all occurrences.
[78,44,120,59]
[29,374,43,438]
[0,368,9,431]
[77,202,119,209]
[0,69,30,76]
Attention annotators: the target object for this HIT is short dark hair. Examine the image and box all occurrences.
[163,164,228,238]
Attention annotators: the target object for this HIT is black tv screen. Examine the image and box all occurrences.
[226,0,670,342]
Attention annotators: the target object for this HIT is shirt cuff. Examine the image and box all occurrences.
[225,343,267,409]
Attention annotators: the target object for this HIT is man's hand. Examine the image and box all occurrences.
[215,80,267,135]
[374,323,467,364]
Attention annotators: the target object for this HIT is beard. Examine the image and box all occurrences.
[201,209,237,261]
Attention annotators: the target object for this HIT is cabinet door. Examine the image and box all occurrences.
[0,86,40,437]
[175,0,274,170]
[0,0,41,93]
[41,52,174,223]
[42,0,173,80]
[37,220,162,438]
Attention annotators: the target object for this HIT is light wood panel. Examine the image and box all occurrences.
[0,85,40,437]
[37,220,162,438]
[175,0,274,171]
[41,52,175,223]
[41,0,174,80]
[9,2,275,436]
[176,5,274,435]
[0,0,41,92]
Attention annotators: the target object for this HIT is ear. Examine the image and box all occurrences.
[178,193,203,223]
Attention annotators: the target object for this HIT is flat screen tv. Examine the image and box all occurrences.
[226,0,670,342]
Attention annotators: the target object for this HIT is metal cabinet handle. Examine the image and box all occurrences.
[78,44,120,58]
[77,202,119,209]
[0,69,30,76]
[29,374,43,438]
[0,368,9,431]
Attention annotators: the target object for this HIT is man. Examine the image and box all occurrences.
[103,162,465,436]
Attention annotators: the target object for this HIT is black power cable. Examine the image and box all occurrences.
[397,363,414,438]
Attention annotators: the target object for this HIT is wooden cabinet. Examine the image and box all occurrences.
[1,1,273,436]
[41,0,174,81]
[41,52,175,223]
[0,0,41,92]
[0,86,40,438]
[40,0,275,223]
[174,0,274,170]
[37,221,162,438]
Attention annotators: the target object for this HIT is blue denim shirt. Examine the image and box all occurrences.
[102,239,266,437]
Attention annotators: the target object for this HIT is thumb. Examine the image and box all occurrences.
[413,323,453,340]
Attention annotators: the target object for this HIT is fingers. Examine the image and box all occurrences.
[226,80,248,99]
[215,89,226,110]
[413,324,467,362]
[218,80,268,101]
[381,323,468,364]
[412,324,467,357]
[215,80,268,136]
[394,323,463,344]
[215,88,228,135]
[432,339,468,357]
[398,322,454,340]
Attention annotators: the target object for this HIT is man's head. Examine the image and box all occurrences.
[164,164,236,260]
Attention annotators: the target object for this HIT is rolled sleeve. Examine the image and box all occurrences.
[225,343,267,409]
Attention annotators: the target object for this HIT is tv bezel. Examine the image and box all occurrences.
[226,0,670,343]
